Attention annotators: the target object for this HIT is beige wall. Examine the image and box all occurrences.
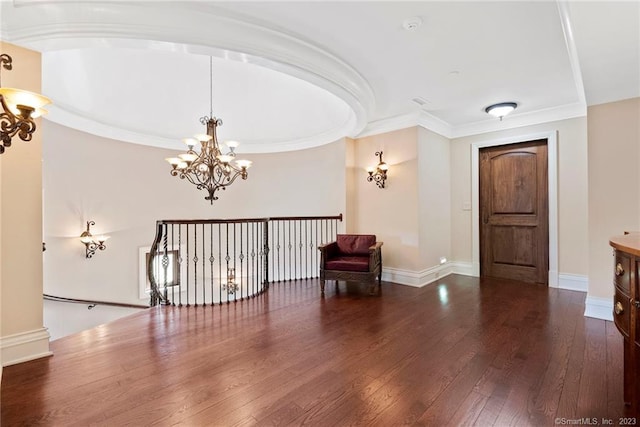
[349,128,421,271]
[418,127,451,271]
[450,117,589,277]
[588,98,640,299]
[0,42,48,365]
[42,121,347,304]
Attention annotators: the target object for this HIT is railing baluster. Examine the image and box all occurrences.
[288,220,292,281]
[201,223,205,307]
[277,221,281,282]
[186,225,190,306]
[233,222,238,303]
[218,223,222,304]
[305,220,308,279]
[178,225,182,306]
[193,224,198,306]
[209,223,214,306]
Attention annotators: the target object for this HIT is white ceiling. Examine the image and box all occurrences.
[1,1,638,152]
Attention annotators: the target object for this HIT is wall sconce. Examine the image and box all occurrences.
[79,221,109,259]
[0,53,52,155]
[222,267,239,294]
[366,151,389,189]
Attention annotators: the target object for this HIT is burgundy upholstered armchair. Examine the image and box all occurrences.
[318,234,383,296]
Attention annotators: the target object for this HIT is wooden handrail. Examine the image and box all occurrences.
[154,215,342,225]
[268,214,343,221]
[43,294,148,309]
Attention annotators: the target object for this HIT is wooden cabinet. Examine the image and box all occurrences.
[610,234,640,417]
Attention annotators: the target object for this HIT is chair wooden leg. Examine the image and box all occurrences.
[320,279,325,296]
[368,283,377,295]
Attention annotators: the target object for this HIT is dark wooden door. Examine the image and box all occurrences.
[480,140,548,284]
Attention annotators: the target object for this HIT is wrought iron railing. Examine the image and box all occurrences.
[147,214,343,306]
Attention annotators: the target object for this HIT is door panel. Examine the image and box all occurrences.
[480,140,549,284]
[491,153,537,214]
[491,226,537,267]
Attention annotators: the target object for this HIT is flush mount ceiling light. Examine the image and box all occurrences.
[485,102,517,121]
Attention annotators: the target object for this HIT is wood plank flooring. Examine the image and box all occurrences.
[1,275,629,426]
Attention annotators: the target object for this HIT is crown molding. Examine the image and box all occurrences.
[46,102,357,153]
[356,101,585,141]
[556,1,587,106]
[416,111,454,139]
[450,102,586,138]
[357,110,454,139]
[355,111,421,139]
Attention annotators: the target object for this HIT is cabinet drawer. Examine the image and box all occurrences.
[614,251,631,293]
[614,289,631,337]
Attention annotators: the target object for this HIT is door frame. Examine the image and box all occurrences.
[471,130,558,287]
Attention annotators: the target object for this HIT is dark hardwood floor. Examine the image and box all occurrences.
[1,275,628,426]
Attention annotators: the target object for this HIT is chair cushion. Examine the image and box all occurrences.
[325,256,370,272]
[336,234,376,256]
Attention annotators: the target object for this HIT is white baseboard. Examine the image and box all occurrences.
[1,328,52,367]
[382,263,454,288]
[584,295,613,321]
[556,273,588,292]
[450,261,475,276]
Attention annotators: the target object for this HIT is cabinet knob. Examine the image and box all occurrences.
[634,300,640,309]
[615,262,625,276]
[615,301,624,315]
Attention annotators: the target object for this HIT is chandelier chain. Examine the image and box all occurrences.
[209,56,213,119]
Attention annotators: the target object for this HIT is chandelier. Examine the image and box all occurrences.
[0,53,52,154]
[166,57,252,204]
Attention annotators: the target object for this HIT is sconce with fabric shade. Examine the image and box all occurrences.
[367,151,389,189]
[80,221,109,259]
[0,54,52,154]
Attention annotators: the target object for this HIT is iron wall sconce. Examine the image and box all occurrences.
[366,151,389,189]
[79,221,109,259]
[0,53,52,155]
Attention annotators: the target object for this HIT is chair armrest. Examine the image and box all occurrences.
[318,241,338,264]
[318,241,337,252]
[369,242,383,269]
[368,242,383,252]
